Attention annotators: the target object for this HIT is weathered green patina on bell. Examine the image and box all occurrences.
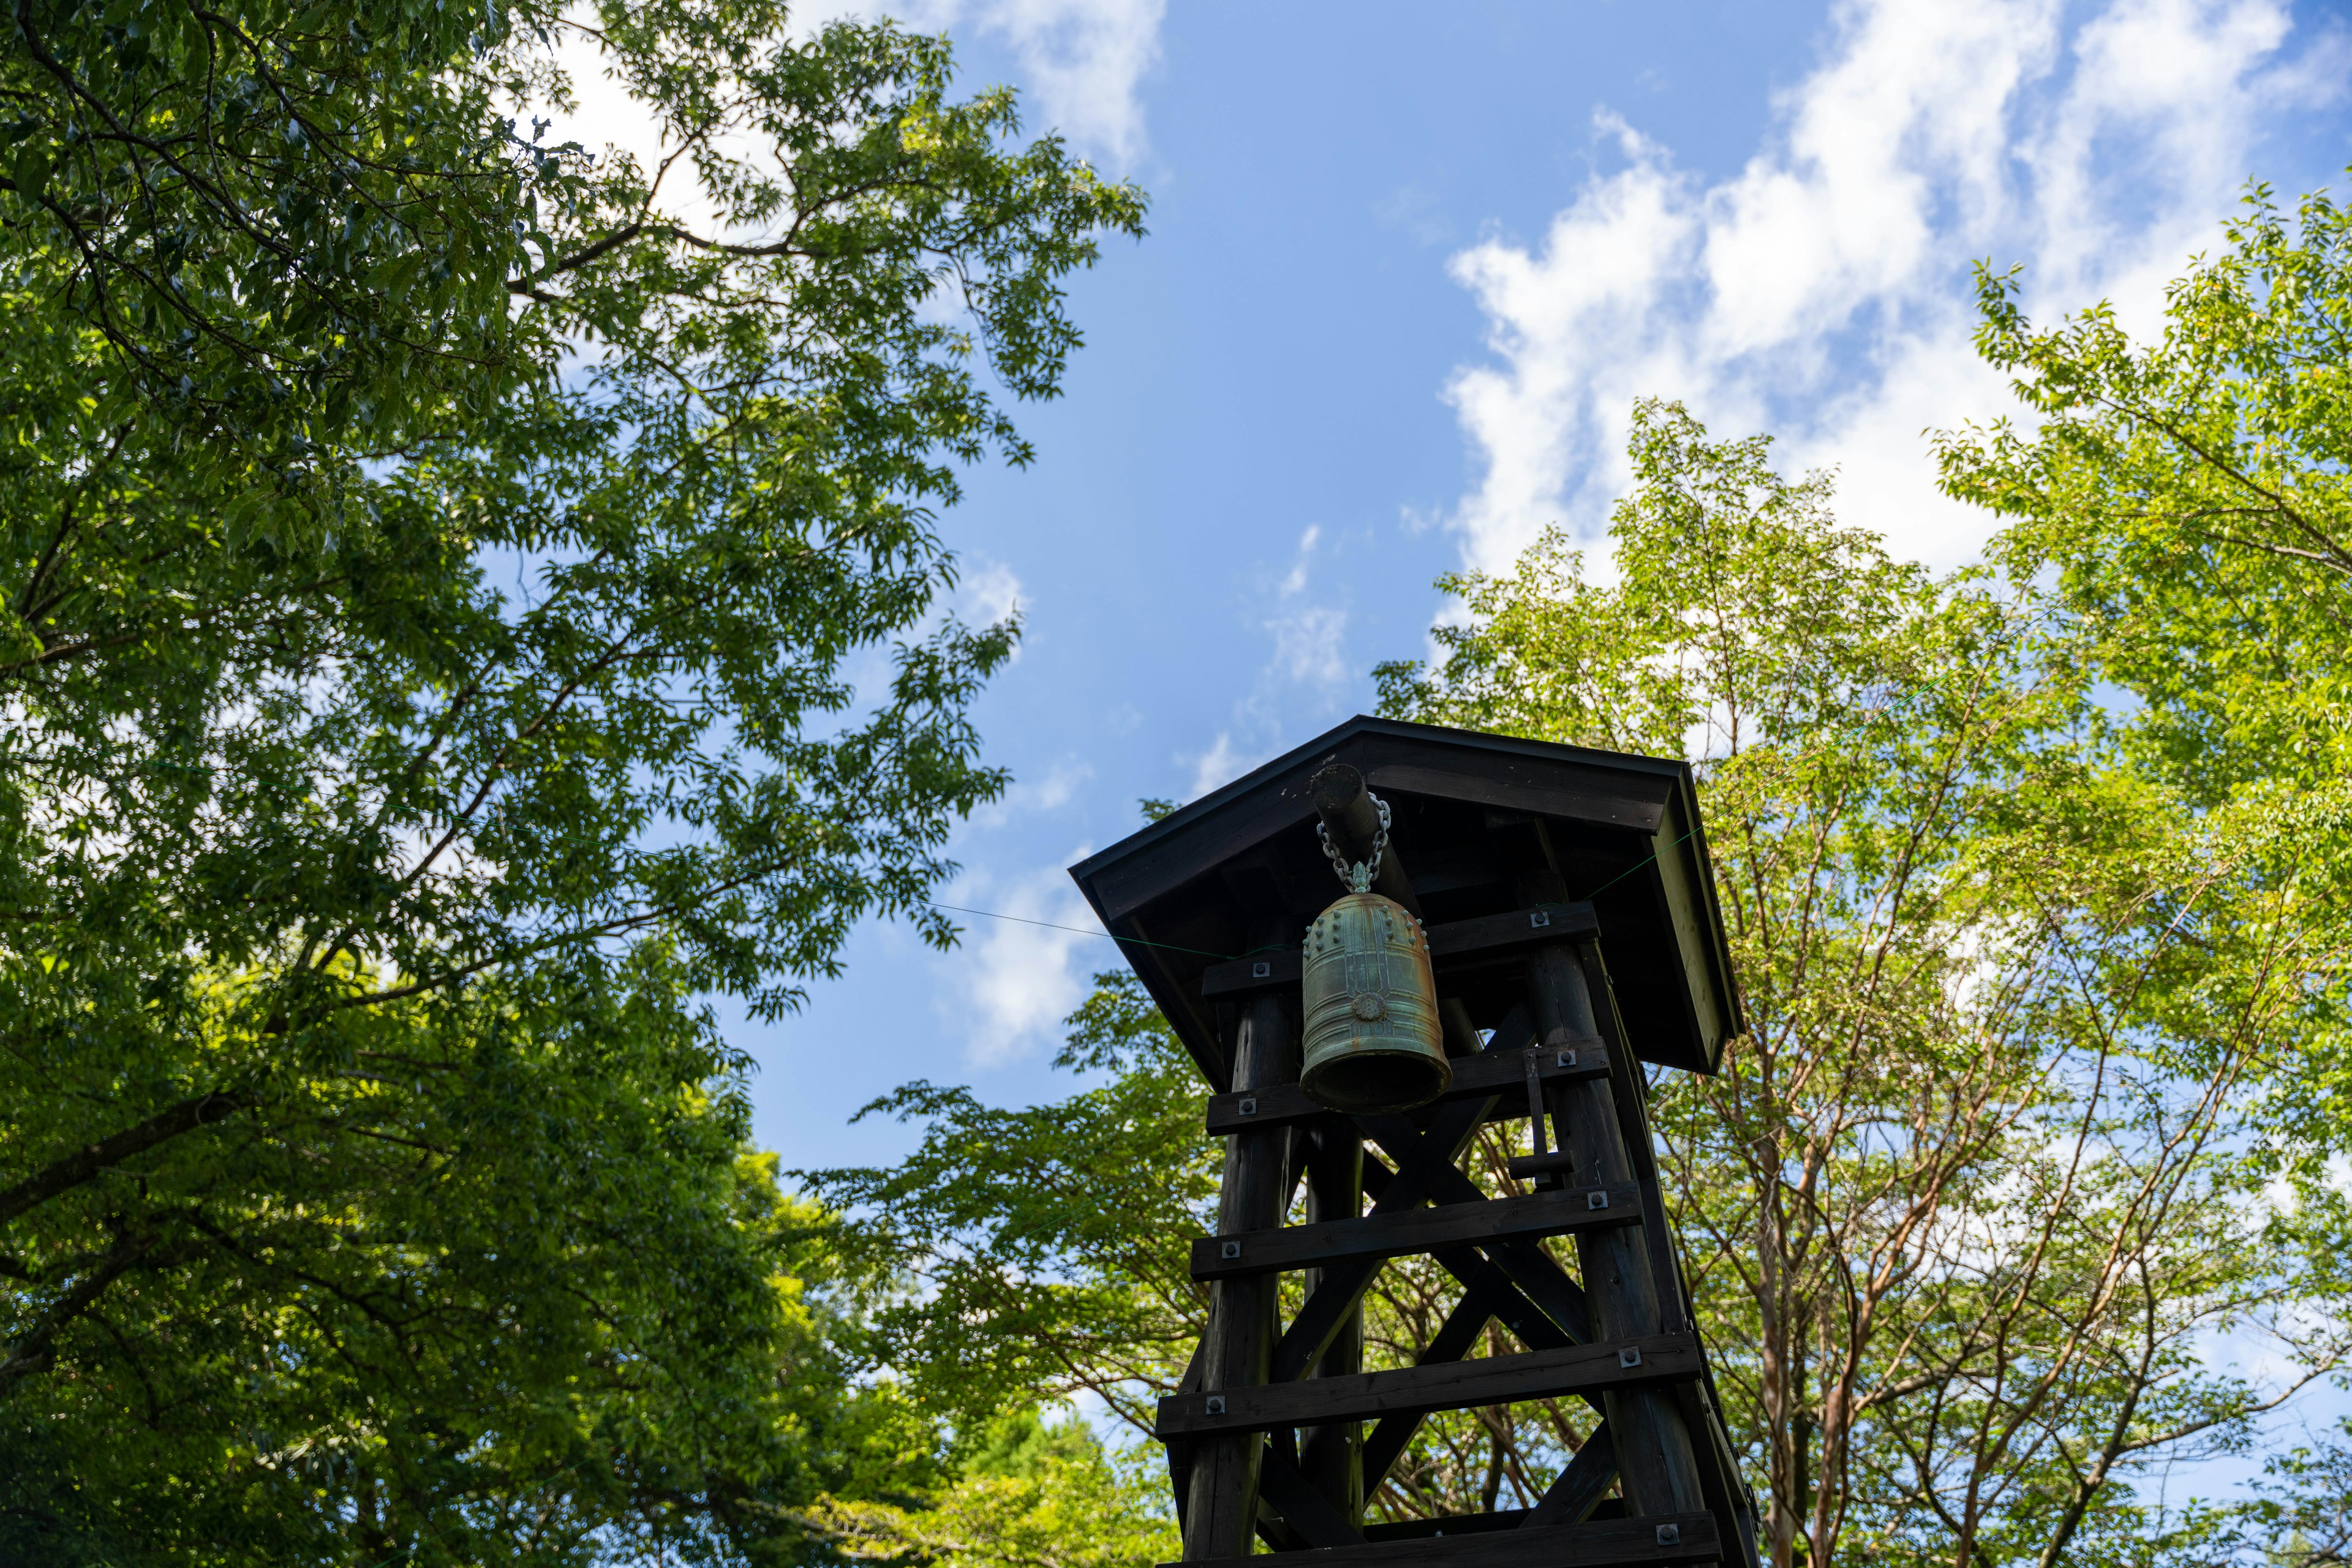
[1300,890,1449,1112]
[1298,791,1450,1113]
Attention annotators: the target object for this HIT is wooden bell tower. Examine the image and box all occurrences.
[1069,717,1759,1568]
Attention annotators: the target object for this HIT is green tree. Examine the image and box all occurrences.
[1382,401,2352,1568]
[0,0,1144,1553]
[823,405,2352,1568]
[1933,173,2352,1568]
[1934,179,2352,802]
[811,970,1216,1439]
[802,1409,1180,1568]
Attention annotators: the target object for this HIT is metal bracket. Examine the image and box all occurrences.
[1522,1047,1550,1159]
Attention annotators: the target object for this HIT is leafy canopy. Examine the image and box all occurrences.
[0,0,1144,1556]
[1935,180,2352,799]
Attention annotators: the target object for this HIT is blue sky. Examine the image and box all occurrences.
[567,0,2352,1175]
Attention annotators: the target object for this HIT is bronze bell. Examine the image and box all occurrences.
[1299,796,1450,1114]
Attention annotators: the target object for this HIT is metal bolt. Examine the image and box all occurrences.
[1619,1347,1643,1369]
[1557,1049,1577,1067]
[1530,910,1551,928]
[1587,1190,1610,1211]
[1238,1098,1257,1116]
[1655,1524,1680,1547]
[1252,960,1270,979]
[1204,1396,1225,1415]
[1220,1240,1242,1259]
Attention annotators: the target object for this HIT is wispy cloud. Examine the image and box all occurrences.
[1441,0,2342,575]
[891,0,1164,167]
[542,0,1163,242]
[935,859,1103,1066]
[1183,526,1357,800]
[1267,525,1348,688]
[1185,731,1243,802]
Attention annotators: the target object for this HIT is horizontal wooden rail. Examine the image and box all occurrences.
[1199,903,1602,1000]
[1165,1510,1719,1568]
[1191,1183,1640,1281]
[1427,902,1602,963]
[1205,1040,1607,1135]
[1155,1333,1701,1438]
[1365,1510,1532,1540]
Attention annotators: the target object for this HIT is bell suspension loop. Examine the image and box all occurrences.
[1318,793,1390,894]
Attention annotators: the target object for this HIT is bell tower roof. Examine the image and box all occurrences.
[1068,715,1743,1091]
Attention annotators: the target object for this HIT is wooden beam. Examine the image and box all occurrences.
[1193,1183,1638,1280]
[1261,1012,1533,1388]
[1156,1334,1702,1439]
[1351,1124,1596,1346]
[1361,1237,1610,1498]
[1198,905,1602,1001]
[1259,1434,1366,1548]
[1161,1510,1721,1568]
[1528,1423,1620,1527]
[1360,1269,1511,1492]
[1427,903,1602,964]
[1363,1510,1530,1542]
[1207,1039,1603,1134]
[1311,763,1425,919]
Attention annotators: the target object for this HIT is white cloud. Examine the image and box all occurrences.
[1278,524,1321,598]
[1439,0,2341,576]
[1269,605,1348,688]
[1266,525,1348,687]
[1181,527,1357,799]
[970,752,1093,827]
[957,557,1025,638]
[937,861,1102,1066]
[537,0,1160,246]
[891,0,1164,167]
[1186,731,1244,801]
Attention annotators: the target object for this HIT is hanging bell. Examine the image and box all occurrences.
[1300,891,1449,1112]
[1299,793,1450,1114]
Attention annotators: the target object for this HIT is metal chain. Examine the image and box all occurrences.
[1318,792,1391,893]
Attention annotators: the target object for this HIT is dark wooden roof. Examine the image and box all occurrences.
[1068,715,1744,1091]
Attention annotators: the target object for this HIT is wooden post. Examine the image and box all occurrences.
[1183,953,1300,1559]
[1526,938,1707,1520]
[1297,1115,1364,1524]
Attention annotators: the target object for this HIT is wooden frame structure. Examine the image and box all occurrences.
[1069,717,1760,1568]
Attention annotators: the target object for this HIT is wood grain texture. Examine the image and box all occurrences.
[1182,986,1297,1560]
[1191,1183,1640,1281]
[1197,905,1602,1001]
[1529,1422,1621,1528]
[1161,1510,1721,1568]
[1156,1333,1702,1439]
[1206,1041,1605,1135]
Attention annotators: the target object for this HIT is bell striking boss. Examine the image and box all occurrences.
[1299,792,1450,1114]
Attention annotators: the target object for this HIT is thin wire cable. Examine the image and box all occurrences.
[1574,827,1700,902]
[924,902,1253,961]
